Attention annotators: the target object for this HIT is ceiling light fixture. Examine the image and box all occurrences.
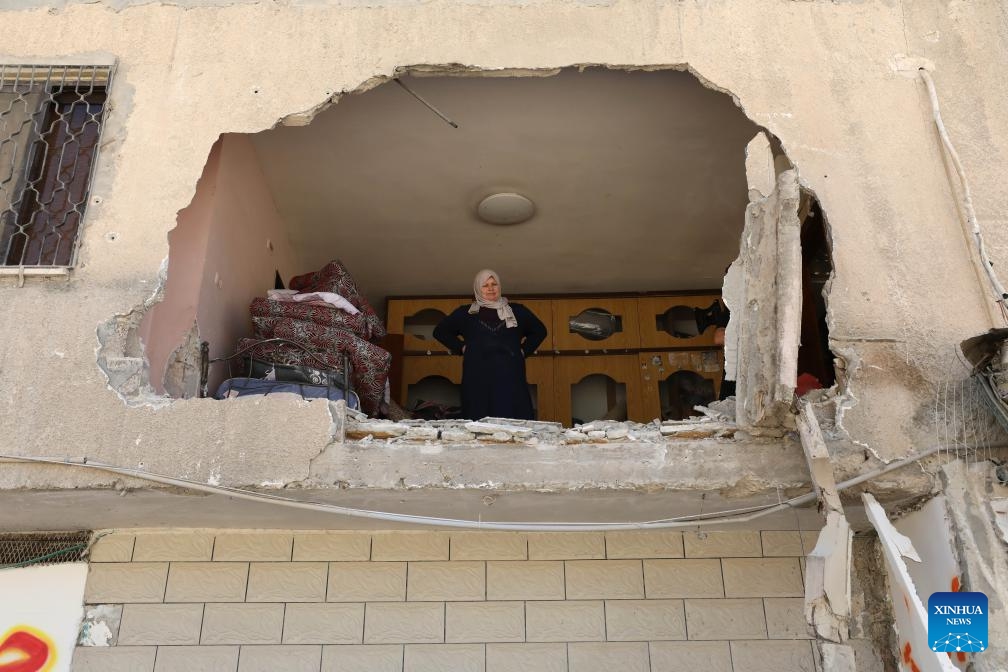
[477,192,536,225]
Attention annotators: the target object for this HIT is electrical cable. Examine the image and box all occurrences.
[3,441,992,532]
[919,69,1007,323]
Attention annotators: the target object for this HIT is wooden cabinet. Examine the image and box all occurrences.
[555,354,645,426]
[401,355,461,409]
[525,355,557,423]
[637,294,721,349]
[388,292,722,426]
[387,296,554,353]
[551,297,641,351]
[387,298,466,354]
[639,350,723,421]
[399,353,559,422]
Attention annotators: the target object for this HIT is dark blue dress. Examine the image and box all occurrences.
[433,303,548,420]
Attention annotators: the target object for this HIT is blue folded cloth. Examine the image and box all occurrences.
[214,377,360,409]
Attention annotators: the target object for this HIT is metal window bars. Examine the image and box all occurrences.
[0,64,113,268]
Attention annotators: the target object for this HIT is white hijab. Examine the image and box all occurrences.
[468,269,518,328]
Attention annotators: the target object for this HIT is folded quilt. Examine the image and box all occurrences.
[287,260,386,341]
[250,317,390,416]
[250,297,375,340]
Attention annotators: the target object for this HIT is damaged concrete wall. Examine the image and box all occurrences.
[733,167,802,429]
[1,0,1007,505]
[137,139,221,395]
[140,134,300,395]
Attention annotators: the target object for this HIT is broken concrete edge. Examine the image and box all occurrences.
[94,60,825,407]
[816,642,857,672]
[797,401,844,514]
[0,425,977,498]
[804,510,853,643]
[86,58,869,472]
[296,61,758,129]
[798,401,854,644]
[831,344,885,462]
[94,255,173,410]
[342,415,743,445]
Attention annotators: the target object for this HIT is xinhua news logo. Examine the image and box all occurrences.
[929,591,988,653]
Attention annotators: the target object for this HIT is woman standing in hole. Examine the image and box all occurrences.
[433,270,547,421]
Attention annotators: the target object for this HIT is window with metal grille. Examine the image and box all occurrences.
[0,64,113,268]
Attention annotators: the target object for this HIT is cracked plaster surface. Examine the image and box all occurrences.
[1,0,1006,507]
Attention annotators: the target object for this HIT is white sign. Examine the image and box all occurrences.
[0,563,87,672]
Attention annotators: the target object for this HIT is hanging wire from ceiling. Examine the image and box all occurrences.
[393,77,459,129]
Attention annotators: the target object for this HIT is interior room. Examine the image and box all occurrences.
[139,66,833,426]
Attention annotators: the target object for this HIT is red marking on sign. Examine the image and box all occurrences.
[901,642,921,672]
[0,628,54,672]
[951,575,961,592]
[957,651,967,663]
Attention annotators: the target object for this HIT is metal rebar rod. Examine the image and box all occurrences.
[394,78,459,129]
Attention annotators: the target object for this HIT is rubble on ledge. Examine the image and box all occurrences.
[343,411,738,444]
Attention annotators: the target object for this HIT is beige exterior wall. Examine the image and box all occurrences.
[72,527,872,672]
[1,0,1007,509]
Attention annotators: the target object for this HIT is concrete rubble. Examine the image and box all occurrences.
[343,414,739,445]
[798,400,855,670]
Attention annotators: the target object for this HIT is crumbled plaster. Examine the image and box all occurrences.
[832,343,873,453]
[819,643,857,672]
[343,416,739,445]
[313,413,812,494]
[95,257,171,409]
[850,536,897,671]
[162,321,201,398]
[745,131,775,201]
[77,604,122,647]
[733,168,803,429]
[799,403,853,644]
[830,342,1000,465]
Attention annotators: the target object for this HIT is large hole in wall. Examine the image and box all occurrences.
[133,66,837,425]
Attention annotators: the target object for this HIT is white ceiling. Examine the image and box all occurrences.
[251,68,760,306]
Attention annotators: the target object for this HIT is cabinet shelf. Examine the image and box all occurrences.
[387,292,723,425]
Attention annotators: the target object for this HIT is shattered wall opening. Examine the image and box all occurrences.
[111,64,840,433]
[798,196,837,394]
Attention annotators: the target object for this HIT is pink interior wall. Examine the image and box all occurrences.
[140,139,221,393]
[197,133,300,392]
[141,134,300,395]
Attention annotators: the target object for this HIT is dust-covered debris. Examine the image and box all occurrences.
[343,414,739,445]
[78,604,122,647]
